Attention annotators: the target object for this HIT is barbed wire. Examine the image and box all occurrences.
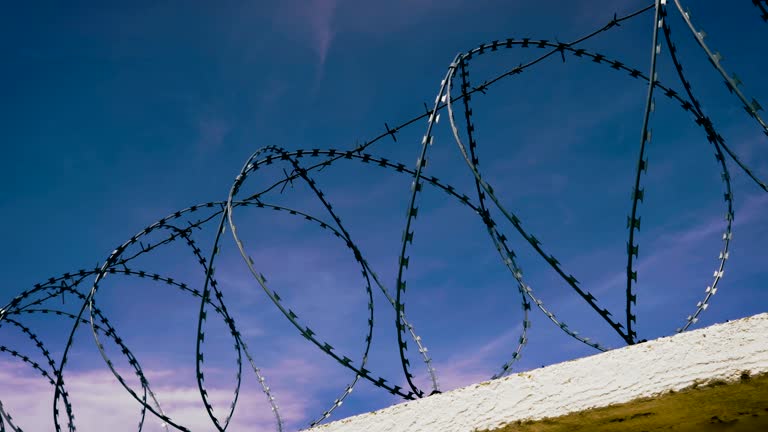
[1,1,766,430]
[754,0,768,22]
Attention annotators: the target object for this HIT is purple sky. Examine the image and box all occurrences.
[1,0,767,431]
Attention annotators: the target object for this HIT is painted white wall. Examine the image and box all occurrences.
[306,313,768,432]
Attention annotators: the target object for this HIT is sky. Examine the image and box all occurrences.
[1,0,767,431]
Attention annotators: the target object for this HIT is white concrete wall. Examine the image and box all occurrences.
[307,313,768,432]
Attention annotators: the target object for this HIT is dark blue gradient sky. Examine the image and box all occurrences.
[1,1,767,431]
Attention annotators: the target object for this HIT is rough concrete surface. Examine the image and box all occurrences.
[484,372,768,431]
[306,313,768,432]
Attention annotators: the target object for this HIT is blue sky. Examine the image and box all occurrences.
[1,0,767,431]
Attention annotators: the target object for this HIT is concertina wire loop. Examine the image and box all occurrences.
[1,1,766,430]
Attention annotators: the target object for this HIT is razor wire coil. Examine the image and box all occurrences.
[1,1,766,430]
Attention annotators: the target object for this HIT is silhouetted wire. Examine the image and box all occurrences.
[1,1,766,431]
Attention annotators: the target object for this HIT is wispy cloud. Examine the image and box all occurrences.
[335,0,468,36]
[0,357,335,431]
[405,325,524,392]
[196,115,231,153]
[275,0,338,70]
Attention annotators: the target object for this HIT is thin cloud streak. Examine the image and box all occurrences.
[0,357,339,431]
[275,0,338,70]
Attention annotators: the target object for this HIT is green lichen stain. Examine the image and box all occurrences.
[482,372,768,432]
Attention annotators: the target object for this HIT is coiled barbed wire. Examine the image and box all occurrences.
[1,1,766,430]
[754,0,768,22]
